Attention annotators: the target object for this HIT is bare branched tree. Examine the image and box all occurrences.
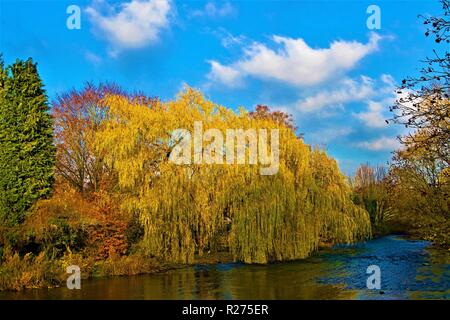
[390,0,450,166]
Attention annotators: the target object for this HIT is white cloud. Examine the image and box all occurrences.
[207,60,243,88]
[215,28,245,48]
[353,101,388,128]
[351,74,397,127]
[284,74,396,116]
[86,0,172,50]
[191,1,235,18]
[308,127,353,145]
[380,73,396,88]
[220,33,245,48]
[84,51,102,65]
[282,73,396,128]
[295,76,375,112]
[357,136,400,151]
[208,32,381,87]
[205,28,246,49]
[393,88,423,116]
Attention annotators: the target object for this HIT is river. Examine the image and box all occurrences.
[0,235,448,299]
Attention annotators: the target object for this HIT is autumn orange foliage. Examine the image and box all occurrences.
[25,181,129,260]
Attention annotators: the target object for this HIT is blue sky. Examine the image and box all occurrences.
[0,0,443,174]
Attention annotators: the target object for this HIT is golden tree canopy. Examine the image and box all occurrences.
[95,88,371,264]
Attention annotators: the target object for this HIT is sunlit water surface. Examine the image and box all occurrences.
[1,235,448,299]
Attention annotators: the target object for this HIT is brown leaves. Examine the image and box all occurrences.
[86,222,128,260]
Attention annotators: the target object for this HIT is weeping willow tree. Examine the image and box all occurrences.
[96,88,371,264]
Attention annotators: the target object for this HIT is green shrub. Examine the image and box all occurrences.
[42,218,88,258]
[125,212,144,248]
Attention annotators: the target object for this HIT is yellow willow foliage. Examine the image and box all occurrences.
[95,88,371,264]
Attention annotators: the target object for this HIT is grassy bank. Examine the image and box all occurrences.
[0,250,163,291]
[0,249,236,291]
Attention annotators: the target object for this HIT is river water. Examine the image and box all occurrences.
[0,235,448,299]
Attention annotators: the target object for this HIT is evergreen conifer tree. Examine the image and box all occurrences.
[0,57,55,225]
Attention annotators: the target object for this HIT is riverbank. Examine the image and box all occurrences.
[0,240,359,292]
[0,249,238,292]
[370,219,449,251]
[0,236,447,299]
[0,240,354,292]
[2,234,448,294]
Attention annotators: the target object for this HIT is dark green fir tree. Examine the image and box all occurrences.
[0,57,55,225]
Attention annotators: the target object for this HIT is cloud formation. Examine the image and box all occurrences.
[84,50,102,65]
[284,74,395,117]
[308,127,353,145]
[207,60,243,87]
[190,1,235,18]
[295,76,375,112]
[351,74,396,127]
[208,32,381,87]
[356,136,400,151]
[354,101,389,128]
[209,28,246,49]
[86,0,172,50]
